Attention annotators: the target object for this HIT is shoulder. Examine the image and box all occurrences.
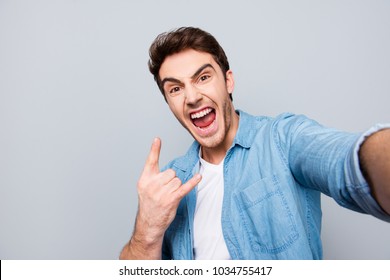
[239,110,316,128]
[240,110,320,139]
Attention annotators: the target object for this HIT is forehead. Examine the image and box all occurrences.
[159,49,218,80]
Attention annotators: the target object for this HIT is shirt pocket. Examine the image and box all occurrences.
[233,174,299,255]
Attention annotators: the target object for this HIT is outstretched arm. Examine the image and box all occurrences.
[359,129,390,215]
[120,138,201,259]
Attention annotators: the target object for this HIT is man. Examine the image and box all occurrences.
[120,27,390,260]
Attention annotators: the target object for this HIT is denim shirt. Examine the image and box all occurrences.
[161,110,390,260]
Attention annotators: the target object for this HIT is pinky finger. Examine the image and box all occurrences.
[177,174,202,198]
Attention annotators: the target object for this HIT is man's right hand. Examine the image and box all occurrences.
[120,138,201,259]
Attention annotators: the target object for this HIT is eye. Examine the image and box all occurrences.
[199,74,211,82]
[169,86,181,94]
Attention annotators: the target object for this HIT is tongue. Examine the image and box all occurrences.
[193,110,216,128]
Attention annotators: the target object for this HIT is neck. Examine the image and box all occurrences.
[201,147,227,165]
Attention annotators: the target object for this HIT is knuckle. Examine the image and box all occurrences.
[136,181,147,193]
[164,168,176,178]
[174,177,182,185]
[168,168,176,176]
[170,177,182,188]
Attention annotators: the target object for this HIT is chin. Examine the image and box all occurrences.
[195,133,225,149]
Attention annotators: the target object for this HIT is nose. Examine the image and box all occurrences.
[185,84,202,106]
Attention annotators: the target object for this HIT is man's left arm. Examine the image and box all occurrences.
[359,128,390,215]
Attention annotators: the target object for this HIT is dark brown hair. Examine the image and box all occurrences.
[148,27,232,100]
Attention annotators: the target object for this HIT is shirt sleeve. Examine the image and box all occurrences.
[347,123,390,221]
[277,114,390,222]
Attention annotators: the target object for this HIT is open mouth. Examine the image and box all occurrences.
[190,107,216,130]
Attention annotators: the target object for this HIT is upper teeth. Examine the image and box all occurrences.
[191,108,212,119]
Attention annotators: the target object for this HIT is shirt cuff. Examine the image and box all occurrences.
[349,123,390,222]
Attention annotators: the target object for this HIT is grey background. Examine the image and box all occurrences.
[0,0,389,259]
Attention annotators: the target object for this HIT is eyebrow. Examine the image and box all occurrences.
[160,63,215,90]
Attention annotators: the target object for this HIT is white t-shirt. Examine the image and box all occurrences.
[193,156,231,260]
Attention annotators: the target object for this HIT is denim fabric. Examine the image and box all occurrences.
[161,110,390,260]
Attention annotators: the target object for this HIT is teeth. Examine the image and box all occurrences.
[191,108,212,119]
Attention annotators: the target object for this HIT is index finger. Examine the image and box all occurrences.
[143,137,161,175]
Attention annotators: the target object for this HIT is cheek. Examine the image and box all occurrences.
[209,81,229,98]
[168,100,185,119]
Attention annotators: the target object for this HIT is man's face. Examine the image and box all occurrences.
[159,49,237,154]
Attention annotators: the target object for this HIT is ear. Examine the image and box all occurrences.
[225,70,235,95]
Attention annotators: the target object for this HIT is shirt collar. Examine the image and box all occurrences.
[232,109,257,149]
